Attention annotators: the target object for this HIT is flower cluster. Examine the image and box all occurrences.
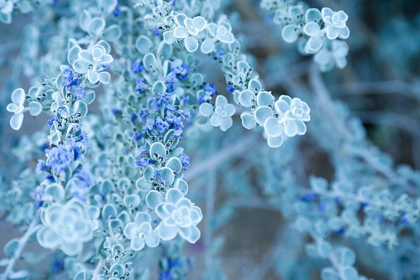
[262,1,350,71]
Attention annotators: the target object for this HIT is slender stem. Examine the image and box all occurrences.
[1,216,41,280]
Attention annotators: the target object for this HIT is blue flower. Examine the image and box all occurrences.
[113,7,122,17]
[204,83,218,95]
[225,84,235,94]
[52,260,64,274]
[131,62,145,74]
[133,132,143,141]
[151,93,171,110]
[47,146,75,173]
[111,108,120,117]
[31,186,46,209]
[135,158,153,167]
[155,117,170,134]
[69,168,93,200]
[135,78,148,94]
[61,69,79,88]
[179,153,190,170]
[153,28,162,36]
[130,112,138,123]
[47,118,55,127]
[73,86,87,100]
[171,64,189,80]
[216,49,225,60]
[139,109,149,123]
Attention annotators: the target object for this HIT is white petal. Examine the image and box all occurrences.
[174,26,189,39]
[146,190,165,209]
[200,38,215,54]
[282,25,299,43]
[11,88,25,105]
[303,22,321,37]
[220,117,233,131]
[264,117,283,137]
[326,27,339,40]
[29,101,42,116]
[87,70,100,84]
[138,222,152,235]
[199,102,214,117]
[165,188,184,204]
[223,104,236,117]
[284,120,298,137]
[10,113,24,130]
[157,224,178,241]
[210,113,223,127]
[306,37,323,53]
[337,26,350,39]
[296,120,307,135]
[267,135,284,148]
[184,36,199,52]
[193,16,207,32]
[135,212,152,225]
[73,59,88,74]
[146,231,160,248]
[123,223,138,239]
[215,95,228,107]
[131,236,145,251]
[99,72,111,84]
[163,31,176,44]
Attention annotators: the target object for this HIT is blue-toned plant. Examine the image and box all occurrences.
[0,0,419,279]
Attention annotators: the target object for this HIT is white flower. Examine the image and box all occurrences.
[72,44,113,84]
[281,5,305,43]
[321,8,350,40]
[146,189,202,244]
[274,95,310,137]
[199,95,235,131]
[37,199,94,256]
[201,19,235,54]
[167,14,207,52]
[6,88,42,130]
[0,0,13,15]
[123,212,160,251]
[314,40,349,72]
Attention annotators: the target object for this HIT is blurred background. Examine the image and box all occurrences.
[1,0,420,279]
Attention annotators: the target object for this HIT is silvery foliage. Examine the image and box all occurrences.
[2,0,418,280]
[0,0,314,278]
[261,0,350,71]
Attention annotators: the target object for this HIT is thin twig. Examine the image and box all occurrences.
[1,216,41,280]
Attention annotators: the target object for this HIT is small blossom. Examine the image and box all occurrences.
[123,212,160,251]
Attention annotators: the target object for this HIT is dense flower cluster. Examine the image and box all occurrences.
[3,0,418,280]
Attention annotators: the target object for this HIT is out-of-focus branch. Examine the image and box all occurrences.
[331,81,420,102]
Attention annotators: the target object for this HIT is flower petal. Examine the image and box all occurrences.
[184,36,199,52]
[165,188,183,204]
[10,113,24,130]
[11,88,25,105]
[157,224,178,241]
[123,222,138,239]
[87,70,100,84]
[131,236,145,251]
[303,22,321,37]
[146,231,160,248]
[146,190,165,209]
[174,26,189,39]
[210,113,223,127]
[220,117,233,131]
[200,38,215,54]
[193,16,207,32]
